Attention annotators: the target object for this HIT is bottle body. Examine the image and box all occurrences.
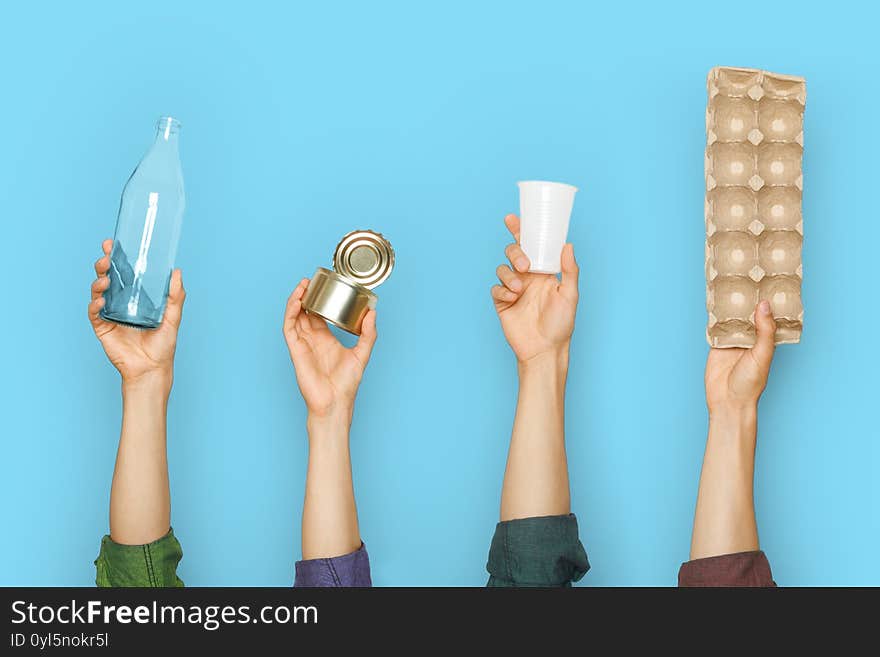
[101,117,185,329]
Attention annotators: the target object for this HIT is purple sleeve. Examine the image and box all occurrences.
[678,550,776,587]
[294,543,372,587]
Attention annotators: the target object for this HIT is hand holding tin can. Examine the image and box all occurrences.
[517,180,578,274]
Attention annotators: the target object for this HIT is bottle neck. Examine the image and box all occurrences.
[152,117,180,150]
[153,131,179,150]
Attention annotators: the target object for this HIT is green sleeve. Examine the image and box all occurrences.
[95,528,185,587]
[486,514,589,587]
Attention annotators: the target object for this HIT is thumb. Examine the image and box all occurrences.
[559,244,579,303]
[162,269,186,329]
[352,309,378,366]
[751,300,776,371]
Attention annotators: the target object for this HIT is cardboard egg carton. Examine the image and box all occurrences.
[705,66,806,347]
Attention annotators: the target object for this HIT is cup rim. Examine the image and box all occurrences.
[517,180,578,193]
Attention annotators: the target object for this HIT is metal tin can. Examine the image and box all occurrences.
[301,230,394,335]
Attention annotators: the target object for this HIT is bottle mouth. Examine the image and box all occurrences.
[156,116,181,140]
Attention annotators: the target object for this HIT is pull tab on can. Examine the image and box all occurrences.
[301,230,394,335]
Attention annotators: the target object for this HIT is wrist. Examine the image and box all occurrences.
[708,402,758,426]
[517,345,570,379]
[707,403,758,449]
[307,406,353,443]
[121,370,173,399]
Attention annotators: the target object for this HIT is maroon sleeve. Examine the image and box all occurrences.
[678,551,776,587]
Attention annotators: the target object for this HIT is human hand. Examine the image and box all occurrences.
[88,239,185,390]
[283,278,378,420]
[705,300,777,415]
[490,214,579,364]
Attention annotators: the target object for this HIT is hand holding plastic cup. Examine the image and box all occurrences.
[517,180,578,274]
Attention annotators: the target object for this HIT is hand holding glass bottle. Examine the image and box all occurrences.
[89,239,186,387]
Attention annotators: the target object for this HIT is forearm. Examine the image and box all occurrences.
[690,406,759,560]
[302,409,361,560]
[500,349,570,521]
[109,373,172,545]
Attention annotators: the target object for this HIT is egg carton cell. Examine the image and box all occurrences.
[709,231,759,279]
[757,142,803,188]
[758,99,804,143]
[762,75,808,102]
[712,68,763,97]
[706,187,758,234]
[705,66,806,347]
[709,276,758,324]
[758,231,803,277]
[757,186,802,232]
[707,142,758,188]
[759,275,803,322]
[709,96,758,142]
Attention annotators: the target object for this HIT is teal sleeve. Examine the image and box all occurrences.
[486,514,589,587]
[95,528,185,587]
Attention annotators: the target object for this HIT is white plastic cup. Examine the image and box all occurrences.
[517,180,578,274]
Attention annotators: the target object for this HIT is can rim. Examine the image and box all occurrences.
[332,230,394,290]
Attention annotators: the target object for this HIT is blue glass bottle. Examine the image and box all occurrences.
[101,117,185,329]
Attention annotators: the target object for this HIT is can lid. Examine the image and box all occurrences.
[332,230,394,289]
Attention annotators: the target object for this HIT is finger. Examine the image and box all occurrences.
[352,309,378,365]
[559,243,579,303]
[491,284,518,304]
[751,300,777,370]
[162,269,186,329]
[292,277,309,300]
[102,239,113,256]
[496,264,523,293]
[504,214,521,242]
[90,275,110,301]
[306,312,330,333]
[87,295,106,328]
[297,312,315,336]
[505,243,530,273]
[289,334,321,377]
[94,254,110,277]
[283,278,310,336]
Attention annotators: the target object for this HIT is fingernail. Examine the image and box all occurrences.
[759,300,771,315]
[510,278,522,291]
[516,257,529,271]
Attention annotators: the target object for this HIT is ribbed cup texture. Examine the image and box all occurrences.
[518,181,577,274]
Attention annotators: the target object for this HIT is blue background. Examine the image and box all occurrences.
[1,0,877,586]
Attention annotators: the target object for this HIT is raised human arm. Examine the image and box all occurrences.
[88,239,186,546]
[485,214,588,587]
[690,300,776,560]
[111,374,173,544]
[492,214,578,521]
[283,278,376,562]
[501,340,571,519]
